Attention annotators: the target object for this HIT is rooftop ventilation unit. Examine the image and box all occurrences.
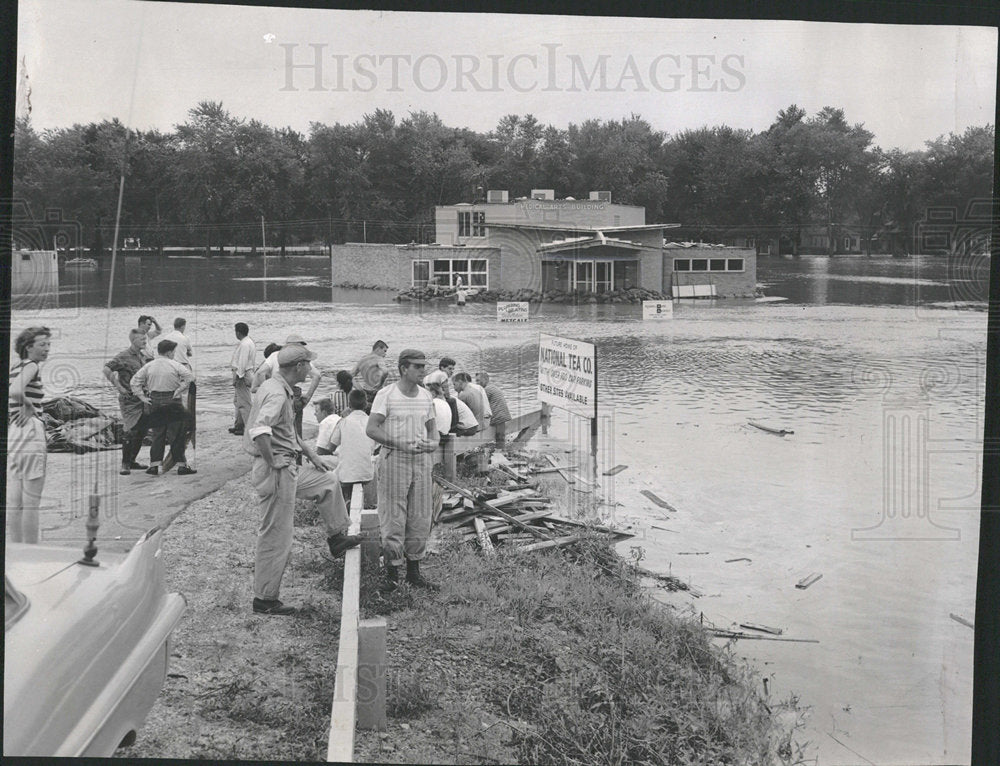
[589,191,612,202]
[531,189,555,200]
[486,189,509,203]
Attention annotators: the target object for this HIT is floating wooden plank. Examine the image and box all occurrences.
[707,628,818,644]
[795,572,823,589]
[739,622,784,636]
[603,464,628,476]
[725,557,752,563]
[435,475,553,540]
[651,525,678,533]
[748,421,794,436]
[949,613,975,630]
[515,533,583,553]
[678,551,709,556]
[640,490,677,512]
[474,518,496,556]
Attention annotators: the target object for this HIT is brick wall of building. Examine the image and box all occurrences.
[330,243,502,290]
[663,247,756,297]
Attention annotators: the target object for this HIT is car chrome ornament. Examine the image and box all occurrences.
[78,482,101,567]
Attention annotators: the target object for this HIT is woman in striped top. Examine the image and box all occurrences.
[8,326,52,543]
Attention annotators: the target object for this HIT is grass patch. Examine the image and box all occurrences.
[359,530,810,765]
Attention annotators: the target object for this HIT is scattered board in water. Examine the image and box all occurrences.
[640,490,677,512]
[603,464,629,476]
[748,421,794,436]
[795,572,823,589]
[725,557,752,563]
[739,622,784,635]
[949,613,975,630]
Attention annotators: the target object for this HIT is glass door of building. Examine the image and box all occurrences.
[572,261,594,292]
[595,262,612,293]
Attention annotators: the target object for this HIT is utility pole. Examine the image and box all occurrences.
[261,214,268,303]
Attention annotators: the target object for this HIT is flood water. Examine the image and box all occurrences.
[12,252,989,764]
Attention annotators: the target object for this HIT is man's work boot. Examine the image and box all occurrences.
[327,532,363,557]
[380,564,400,593]
[406,559,439,591]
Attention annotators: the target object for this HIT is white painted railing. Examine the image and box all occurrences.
[327,494,386,762]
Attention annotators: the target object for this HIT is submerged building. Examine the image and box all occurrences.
[330,190,756,298]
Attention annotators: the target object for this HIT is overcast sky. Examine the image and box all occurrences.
[15,1,998,151]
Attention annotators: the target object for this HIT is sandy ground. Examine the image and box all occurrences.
[31,403,252,554]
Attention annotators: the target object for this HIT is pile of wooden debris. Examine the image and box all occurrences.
[434,450,633,555]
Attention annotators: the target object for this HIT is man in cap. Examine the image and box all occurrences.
[245,343,361,616]
[367,348,439,590]
[252,332,323,436]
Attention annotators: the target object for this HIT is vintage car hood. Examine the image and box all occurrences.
[4,528,185,756]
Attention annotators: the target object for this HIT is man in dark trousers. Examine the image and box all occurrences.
[130,339,197,476]
[103,328,152,475]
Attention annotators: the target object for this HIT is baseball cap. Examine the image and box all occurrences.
[277,345,317,367]
[398,348,427,366]
[284,333,307,345]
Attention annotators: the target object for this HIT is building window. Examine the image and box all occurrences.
[458,211,485,237]
[673,257,744,273]
[430,257,488,288]
[745,237,755,248]
[541,259,637,293]
[412,260,430,288]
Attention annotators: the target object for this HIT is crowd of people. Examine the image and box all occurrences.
[7,318,514,618]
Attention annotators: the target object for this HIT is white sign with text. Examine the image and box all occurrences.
[497,301,530,322]
[642,299,674,319]
[537,333,596,419]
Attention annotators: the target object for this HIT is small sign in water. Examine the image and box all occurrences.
[642,300,674,319]
[497,301,529,322]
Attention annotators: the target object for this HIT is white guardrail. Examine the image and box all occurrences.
[327,497,386,762]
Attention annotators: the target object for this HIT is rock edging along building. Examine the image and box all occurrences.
[329,191,756,298]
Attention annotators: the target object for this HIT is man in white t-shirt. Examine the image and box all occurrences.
[312,397,341,470]
[330,389,378,510]
[159,317,194,371]
[367,348,438,591]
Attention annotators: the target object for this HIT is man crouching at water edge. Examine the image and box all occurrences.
[245,344,362,616]
[366,348,439,592]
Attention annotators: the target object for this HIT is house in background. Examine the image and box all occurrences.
[330,189,757,298]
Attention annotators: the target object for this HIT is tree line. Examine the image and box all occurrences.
[13,101,993,255]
